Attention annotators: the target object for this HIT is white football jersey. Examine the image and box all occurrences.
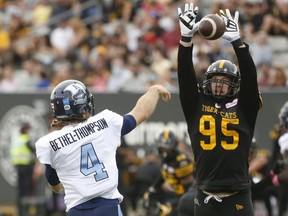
[36,109,124,211]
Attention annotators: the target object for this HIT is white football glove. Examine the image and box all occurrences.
[177,3,199,38]
[219,9,240,42]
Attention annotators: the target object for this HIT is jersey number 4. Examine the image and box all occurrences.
[80,143,108,181]
[199,115,239,150]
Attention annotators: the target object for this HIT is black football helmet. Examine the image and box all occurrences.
[203,60,240,100]
[157,130,179,151]
[279,101,288,130]
[50,80,95,120]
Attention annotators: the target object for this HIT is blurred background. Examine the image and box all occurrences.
[0,0,288,215]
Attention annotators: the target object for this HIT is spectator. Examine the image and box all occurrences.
[270,64,287,87]
[49,17,74,58]
[250,31,272,67]
[0,64,19,92]
[51,60,74,87]
[257,61,272,88]
[0,20,11,52]
[120,55,152,92]
[261,0,288,36]
[107,56,133,92]
[36,71,51,90]
[31,0,52,27]
[16,58,41,91]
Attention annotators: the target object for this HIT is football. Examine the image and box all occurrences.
[198,14,226,40]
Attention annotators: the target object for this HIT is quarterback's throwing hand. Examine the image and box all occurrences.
[177,3,199,38]
[156,85,171,102]
[219,9,240,42]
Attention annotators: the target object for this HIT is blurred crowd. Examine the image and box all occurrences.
[0,0,288,93]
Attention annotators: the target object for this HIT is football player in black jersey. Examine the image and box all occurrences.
[177,3,262,216]
[143,129,195,216]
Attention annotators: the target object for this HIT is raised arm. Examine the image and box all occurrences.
[128,85,171,126]
[220,9,261,119]
[177,3,200,123]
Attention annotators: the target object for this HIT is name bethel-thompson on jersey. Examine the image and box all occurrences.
[49,118,108,151]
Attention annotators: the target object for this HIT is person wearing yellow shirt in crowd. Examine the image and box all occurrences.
[0,20,10,53]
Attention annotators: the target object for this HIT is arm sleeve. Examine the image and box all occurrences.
[121,114,137,136]
[177,43,199,124]
[234,43,261,125]
[45,164,60,186]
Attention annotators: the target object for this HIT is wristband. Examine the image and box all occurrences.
[181,36,192,43]
[231,38,244,47]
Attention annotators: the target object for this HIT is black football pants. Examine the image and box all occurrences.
[194,188,254,216]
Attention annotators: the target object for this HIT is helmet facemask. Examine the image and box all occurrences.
[279,101,288,131]
[203,60,240,102]
[86,90,95,116]
[156,130,178,159]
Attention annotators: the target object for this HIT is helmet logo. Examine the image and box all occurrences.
[65,84,87,105]
[218,60,225,68]
[63,98,71,111]
[64,105,71,110]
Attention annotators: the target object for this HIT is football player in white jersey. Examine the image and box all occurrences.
[35,80,171,216]
[272,101,288,185]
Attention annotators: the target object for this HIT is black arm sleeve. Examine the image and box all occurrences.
[177,43,200,124]
[234,43,261,126]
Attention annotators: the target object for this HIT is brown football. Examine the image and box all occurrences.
[198,14,226,40]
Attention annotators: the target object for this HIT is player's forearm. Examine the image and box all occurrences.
[129,85,162,125]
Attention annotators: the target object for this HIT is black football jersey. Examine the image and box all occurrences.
[177,43,262,192]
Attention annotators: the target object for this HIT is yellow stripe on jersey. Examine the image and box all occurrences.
[219,60,226,69]
[175,163,194,178]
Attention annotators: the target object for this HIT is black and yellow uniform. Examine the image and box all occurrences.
[144,130,195,216]
[177,42,261,216]
[160,150,194,196]
[154,149,194,216]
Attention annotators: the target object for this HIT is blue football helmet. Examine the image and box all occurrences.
[50,80,95,120]
[203,60,241,99]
